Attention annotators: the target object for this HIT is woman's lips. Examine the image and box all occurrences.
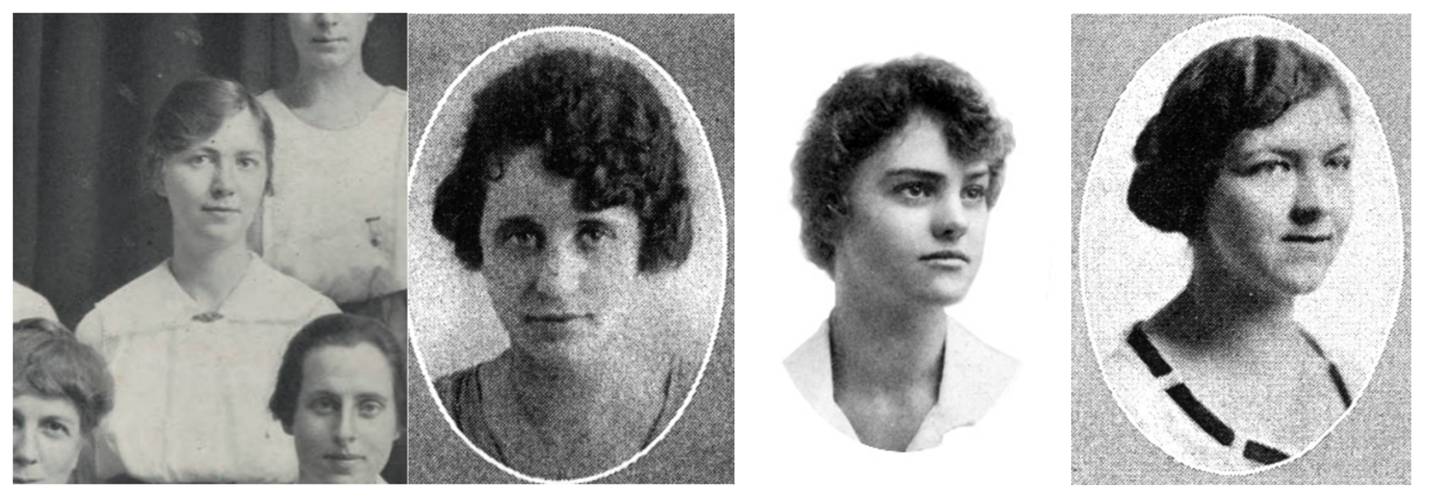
[1282,234,1333,244]
[523,313,594,324]
[919,250,971,268]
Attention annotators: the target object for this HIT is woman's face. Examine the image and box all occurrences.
[1204,89,1354,297]
[12,394,83,484]
[159,109,269,251]
[480,148,643,365]
[834,112,991,306]
[292,342,400,484]
[288,14,372,72]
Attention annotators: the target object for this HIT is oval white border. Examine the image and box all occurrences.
[408,26,728,484]
[1076,16,1404,476]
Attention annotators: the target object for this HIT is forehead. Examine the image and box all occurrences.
[481,148,636,225]
[299,343,395,396]
[856,113,988,180]
[1236,91,1352,153]
[190,109,266,152]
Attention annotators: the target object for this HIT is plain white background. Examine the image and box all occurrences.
[2,0,1427,500]
[734,5,1067,491]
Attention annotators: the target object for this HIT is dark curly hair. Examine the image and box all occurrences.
[1129,36,1350,236]
[14,318,115,435]
[792,56,1015,273]
[268,314,406,431]
[432,48,692,273]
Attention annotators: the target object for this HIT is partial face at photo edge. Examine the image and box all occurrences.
[13,394,85,484]
[1200,89,1354,298]
[478,147,643,365]
[832,111,992,308]
[292,343,400,484]
[288,13,373,71]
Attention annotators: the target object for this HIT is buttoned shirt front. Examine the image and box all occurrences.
[784,316,1019,452]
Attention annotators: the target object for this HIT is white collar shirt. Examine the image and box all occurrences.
[784,315,1019,452]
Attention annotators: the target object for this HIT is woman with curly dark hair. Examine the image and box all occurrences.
[783,56,1018,452]
[429,47,695,479]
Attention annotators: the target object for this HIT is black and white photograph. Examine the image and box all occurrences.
[405,14,733,483]
[736,9,1063,486]
[1072,14,1410,482]
[12,13,409,484]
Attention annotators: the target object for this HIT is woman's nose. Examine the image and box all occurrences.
[14,426,39,465]
[933,195,970,241]
[533,242,584,297]
[1291,169,1328,226]
[314,14,338,28]
[210,164,236,199]
[335,407,356,445]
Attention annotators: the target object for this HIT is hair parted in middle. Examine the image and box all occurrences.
[792,55,1015,274]
[1128,36,1350,237]
[432,47,693,274]
[268,313,406,431]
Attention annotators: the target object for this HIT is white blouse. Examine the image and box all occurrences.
[783,316,1019,452]
[256,88,408,304]
[77,254,339,483]
[13,281,58,323]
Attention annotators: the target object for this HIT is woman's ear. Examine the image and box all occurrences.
[152,160,169,198]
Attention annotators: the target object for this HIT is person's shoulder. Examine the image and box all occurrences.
[945,317,1019,379]
[79,263,178,340]
[244,256,340,317]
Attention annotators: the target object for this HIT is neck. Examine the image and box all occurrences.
[169,236,252,311]
[1149,243,1299,352]
[282,61,379,110]
[505,341,656,427]
[829,282,946,395]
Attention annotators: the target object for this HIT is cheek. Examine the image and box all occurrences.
[43,436,84,474]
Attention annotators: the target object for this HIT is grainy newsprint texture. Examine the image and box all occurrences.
[405,14,734,484]
[1071,14,1410,484]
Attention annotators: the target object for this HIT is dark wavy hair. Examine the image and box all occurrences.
[432,48,692,273]
[268,314,406,431]
[13,318,115,435]
[1129,36,1350,236]
[144,76,276,195]
[792,56,1015,273]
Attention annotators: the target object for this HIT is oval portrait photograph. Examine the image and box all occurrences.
[406,15,733,484]
[1073,15,1409,480]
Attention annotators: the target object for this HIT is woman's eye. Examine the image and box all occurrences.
[358,400,385,418]
[503,231,539,248]
[1248,160,1292,175]
[187,154,213,167]
[310,397,340,415]
[895,182,935,200]
[1326,156,1352,171]
[40,419,71,438]
[962,184,987,201]
[238,157,262,171]
[577,226,613,247]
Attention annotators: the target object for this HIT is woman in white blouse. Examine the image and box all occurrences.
[77,77,338,483]
[784,56,1019,452]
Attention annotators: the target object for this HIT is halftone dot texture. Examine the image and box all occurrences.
[406,14,734,484]
[1071,14,1409,484]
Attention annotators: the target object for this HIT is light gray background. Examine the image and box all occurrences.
[1071,14,1411,484]
[405,14,734,484]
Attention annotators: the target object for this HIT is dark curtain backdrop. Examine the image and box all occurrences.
[11,13,408,483]
[14,13,405,327]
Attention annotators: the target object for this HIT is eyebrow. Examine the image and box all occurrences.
[493,216,541,235]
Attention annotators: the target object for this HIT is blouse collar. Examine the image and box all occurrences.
[783,314,1019,451]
